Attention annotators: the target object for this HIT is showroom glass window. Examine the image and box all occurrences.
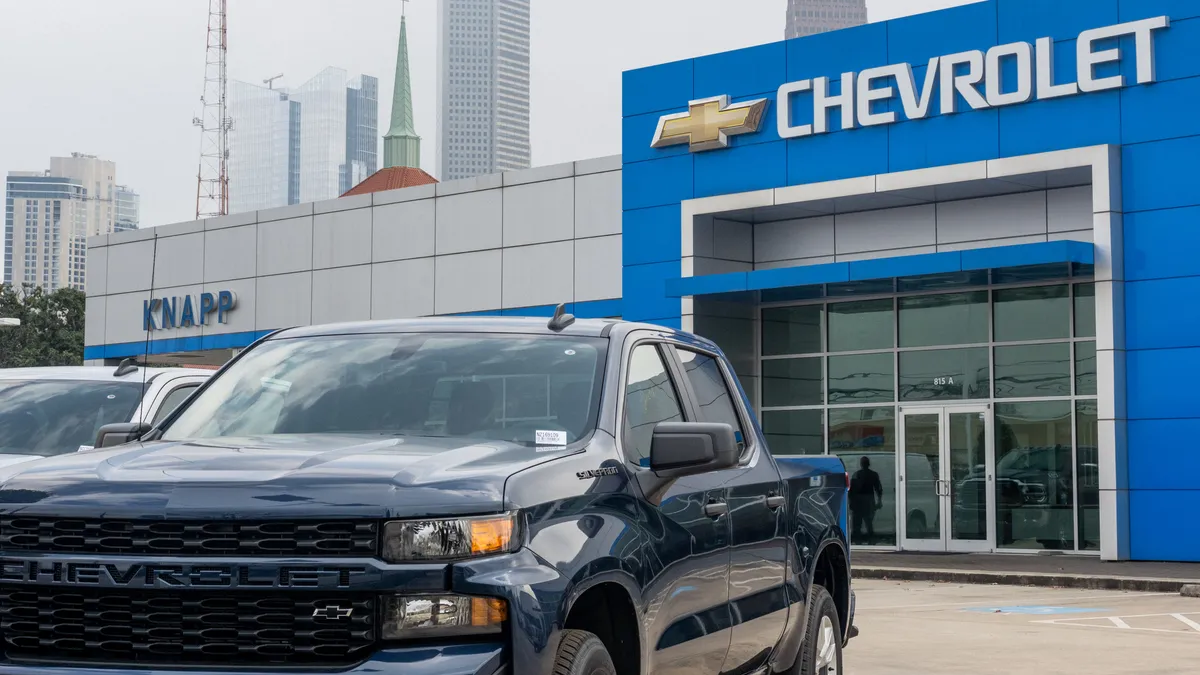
[758,273,1098,552]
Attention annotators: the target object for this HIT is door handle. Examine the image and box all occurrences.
[704,502,728,519]
[766,494,785,510]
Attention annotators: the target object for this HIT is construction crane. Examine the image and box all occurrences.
[194,0,230,219]
[263,73,284,90]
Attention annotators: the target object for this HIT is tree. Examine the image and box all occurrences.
[0,284,86,368]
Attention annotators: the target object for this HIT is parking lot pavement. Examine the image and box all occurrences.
[847,579,1200,675]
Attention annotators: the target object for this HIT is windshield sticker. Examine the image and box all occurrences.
[536,430,568,446]
[260,377,292,394]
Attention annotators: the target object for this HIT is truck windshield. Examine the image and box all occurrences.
[0,380,143,456]
[162,333,607,446]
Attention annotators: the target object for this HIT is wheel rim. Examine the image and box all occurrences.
[815,615,839,674]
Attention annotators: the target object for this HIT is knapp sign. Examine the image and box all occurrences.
[143,291,236,331]
[652,16,1170,151]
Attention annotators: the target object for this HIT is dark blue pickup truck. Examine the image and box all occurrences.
[0,313,854,675]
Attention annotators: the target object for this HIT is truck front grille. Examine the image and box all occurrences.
[0,588,376,667]
[0,517,378,557]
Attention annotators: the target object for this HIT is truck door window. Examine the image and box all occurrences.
[623,344,685,467]
[675,348,747,454]
[152,385,199,425]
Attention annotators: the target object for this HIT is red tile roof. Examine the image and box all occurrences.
[341,167,438,197]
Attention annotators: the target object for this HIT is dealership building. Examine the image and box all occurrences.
[85,0,1199,562]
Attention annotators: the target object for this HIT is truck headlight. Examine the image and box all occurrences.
[382,595,507,640]
[381,514,516,562]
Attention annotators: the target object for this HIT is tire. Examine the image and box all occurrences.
[798,585,843,675]
[552,629,617,675]
[907,511,927,539]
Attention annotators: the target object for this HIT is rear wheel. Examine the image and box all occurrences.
[552,629,617,675]
[799,585,843,675]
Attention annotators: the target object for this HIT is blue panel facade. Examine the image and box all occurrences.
[622,0,1200,560]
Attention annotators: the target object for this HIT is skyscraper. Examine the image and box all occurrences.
[115,186,140,232]
[228,79,298,214]
[437,0,531,181]
[290,68,379,203]
[786,0,867,39]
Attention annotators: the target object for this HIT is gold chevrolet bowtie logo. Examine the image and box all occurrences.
[651,95,770,152]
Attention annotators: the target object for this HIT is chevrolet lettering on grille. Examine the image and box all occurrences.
[0,560,368,589]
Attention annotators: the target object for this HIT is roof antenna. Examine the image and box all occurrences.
[547,303,575,332]
[113,357,140,378]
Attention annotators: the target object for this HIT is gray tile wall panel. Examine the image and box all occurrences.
[314,207,373,269]
[315,193,371,214]
[503,162,573,186]
[85,296,106,346]
[436,173,502,197]
[713,219,753,262]
[257,216,313,276]
[755,217,835,262]
[436,250,502,314]
[204,211,256,230]
[257,202,313,223]
[153,232,206,289]
[503,242,574,308]
[435,190,502,254]
[574,155,622,175]
[694,258,753,276]
[755,255,836,270]
[202,277,256,336]
[311,266,371,326]
[373,199,435,262]
[504,179,574,246]
[836,204,936,254]
[1048,230,1093,243]
[106,240,156,294]
[936,191,1047,243]
[1048,186,1093,232]
[574,235,622,302]
[574,171,622,238]
[256,272,312,330]
[87,246,108,296]
[155,220,204,237]
[204,225,257,282]
[937,234,1048,252]
[372,258,436,319]
[837,245,937,262]
[103,292,152,345]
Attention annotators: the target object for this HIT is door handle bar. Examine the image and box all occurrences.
[704,502,728,519]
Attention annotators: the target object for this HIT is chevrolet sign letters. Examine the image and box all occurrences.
[653,17,1169,151]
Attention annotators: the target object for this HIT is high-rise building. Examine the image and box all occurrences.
[437,0,531,182]
[115,185,140,232]
[4,172,89,291]
[786,0,867,39]
[3,154,120,292]
[290,68,379,203]
[228,79,299,214]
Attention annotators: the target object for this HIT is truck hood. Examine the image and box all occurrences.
[0,434,572,519]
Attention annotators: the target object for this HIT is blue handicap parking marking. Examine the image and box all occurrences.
[964,606,1110,615]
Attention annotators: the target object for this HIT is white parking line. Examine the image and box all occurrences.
[1035,612,1200,635]
[867,592,1173,611]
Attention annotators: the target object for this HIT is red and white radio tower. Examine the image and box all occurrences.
[194,0,230,219]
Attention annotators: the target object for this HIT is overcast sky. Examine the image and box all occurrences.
[0,0,976,228]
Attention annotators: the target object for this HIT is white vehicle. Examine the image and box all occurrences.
[0,363,211,468]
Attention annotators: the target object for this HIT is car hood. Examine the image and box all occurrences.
[0,434,575,519]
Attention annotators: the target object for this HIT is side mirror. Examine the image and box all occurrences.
[636,422,739,504]
[94,422,152,449]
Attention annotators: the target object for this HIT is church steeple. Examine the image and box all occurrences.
[383,6,421,169]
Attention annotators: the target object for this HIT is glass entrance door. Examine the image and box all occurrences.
[899,406,994,552]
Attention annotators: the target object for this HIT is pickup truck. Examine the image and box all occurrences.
[0,311,854,675]
[0,364,210,467]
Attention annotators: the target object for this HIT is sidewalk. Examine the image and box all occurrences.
[851,551,1200,593]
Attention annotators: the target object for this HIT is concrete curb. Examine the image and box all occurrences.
[854,566,1199,593]
[1181,584,1200,598]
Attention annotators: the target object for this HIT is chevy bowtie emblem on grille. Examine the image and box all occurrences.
[651,95,770,152]
[313,604,353,620]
